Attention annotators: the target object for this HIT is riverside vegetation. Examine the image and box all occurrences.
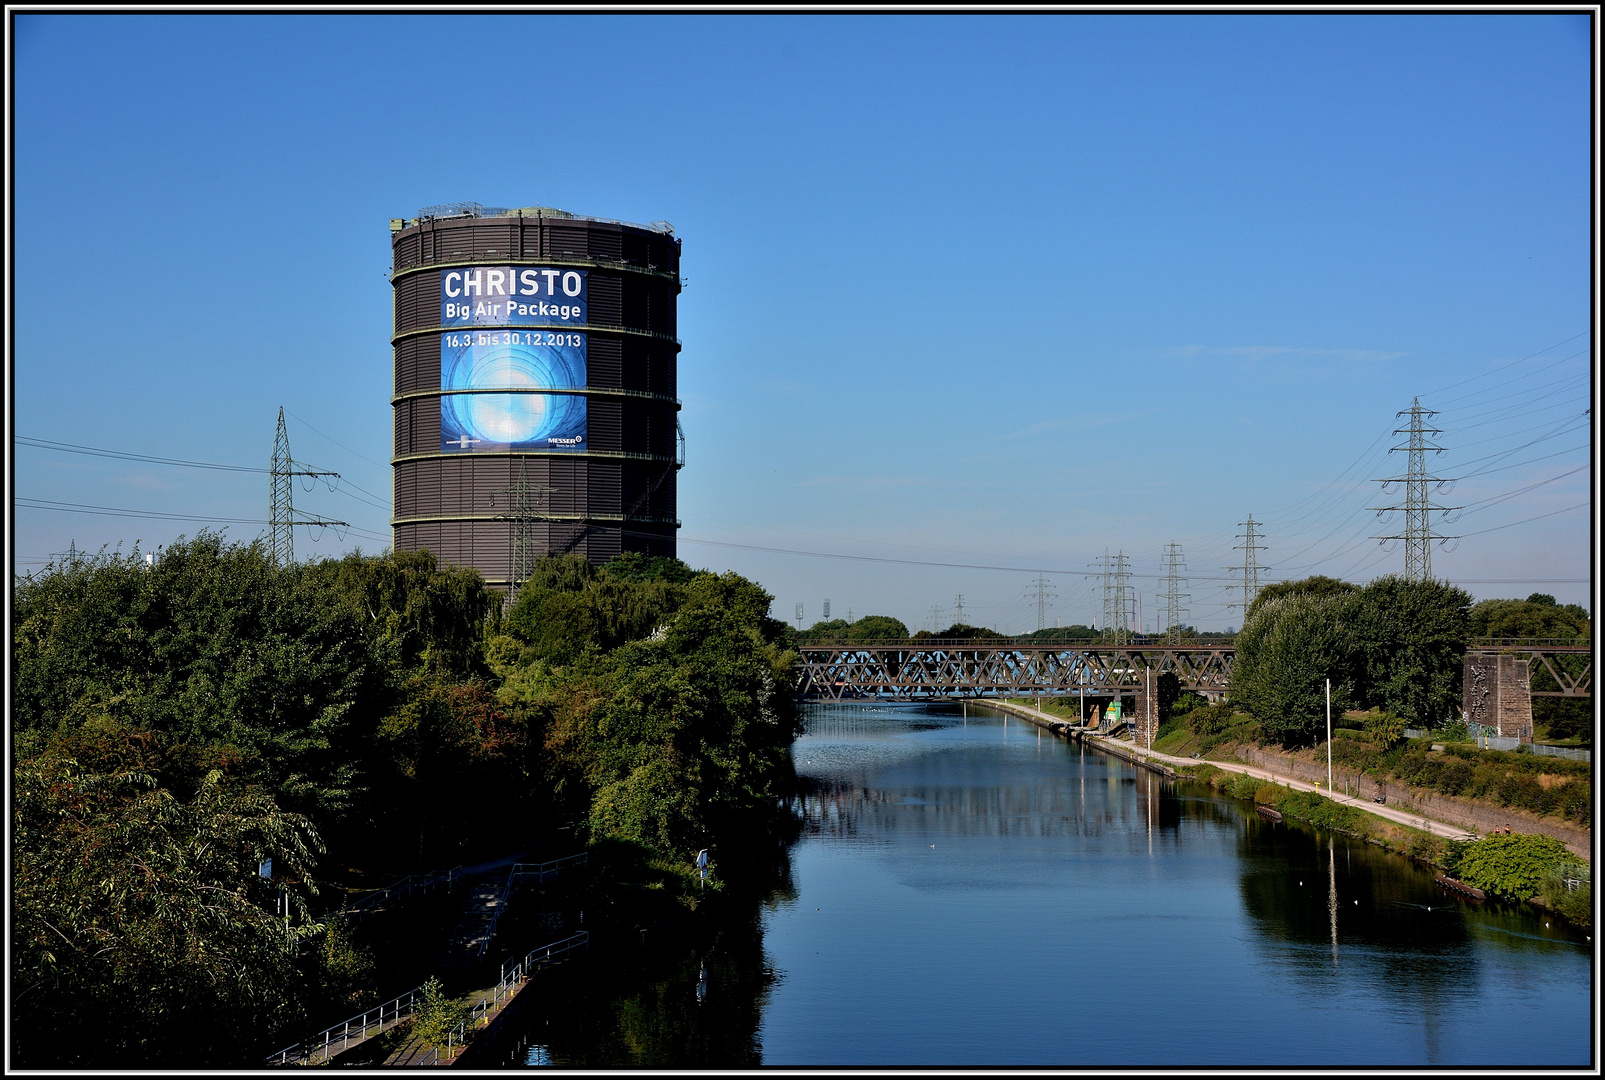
[11,535,799,1068]
[1154,575,1591,926]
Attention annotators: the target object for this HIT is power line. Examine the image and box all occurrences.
[285,408,391,469]
[15,497,390,543]
[17,436,267,473]
[1453,464,1590,516]
[1457,502,1590,538]
[1419,331,1589,399]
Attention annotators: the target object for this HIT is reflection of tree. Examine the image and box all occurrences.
[518,854,795,1066]
[1236,818,1483,1061]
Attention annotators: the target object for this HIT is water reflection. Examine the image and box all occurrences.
[490,701,1589,1068]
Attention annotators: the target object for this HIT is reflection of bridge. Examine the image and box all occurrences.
[796,638,1234,701]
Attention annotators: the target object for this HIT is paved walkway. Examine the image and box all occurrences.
[995,700,1479,842]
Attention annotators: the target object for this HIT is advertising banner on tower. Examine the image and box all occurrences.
[440,266,587,327]
[439,329,587,453]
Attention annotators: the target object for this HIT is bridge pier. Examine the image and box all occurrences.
[1131,668,1160,748]
[1463,654,1534,743]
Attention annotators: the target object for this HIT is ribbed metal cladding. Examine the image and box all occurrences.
[390,209,680,591]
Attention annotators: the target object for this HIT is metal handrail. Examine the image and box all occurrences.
[431,932,592,1066]
[338,864,462,921]
[264,983,427,1066]
[475,853,589,961]
[795,637,1237,649]
[1467,638,1592,649]
[264,932,591,1066]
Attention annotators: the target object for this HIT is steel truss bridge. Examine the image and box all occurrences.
[1465,640,1592,698]
[796,639,1233,701]
[796,637,1592,702]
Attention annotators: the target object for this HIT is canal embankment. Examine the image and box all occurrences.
[977,697,1476,842]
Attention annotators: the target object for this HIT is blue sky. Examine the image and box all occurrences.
[12,13,1594,631]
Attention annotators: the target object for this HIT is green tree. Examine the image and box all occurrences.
[1246,575,1358,619]
[410,976,472,1050]
[1231,590,1361,746]
[1355,576,1471,726]
[13,758,323,1067]
[12,533,382,823]
[910,623,1001,641]
[846,615,909,641]
[1467,597,1589,640]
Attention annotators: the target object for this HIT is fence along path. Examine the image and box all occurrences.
[264,983,428,1066]
[386,932,591,1066]
[263,853,588,1066]
[339,864,462,923]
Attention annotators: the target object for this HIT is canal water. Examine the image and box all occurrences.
[499,702,1593,1068]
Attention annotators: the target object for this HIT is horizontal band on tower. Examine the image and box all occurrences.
[391,322,681,348]
[390,256,679,285]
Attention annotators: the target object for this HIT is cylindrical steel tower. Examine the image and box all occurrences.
[389,203,681,591]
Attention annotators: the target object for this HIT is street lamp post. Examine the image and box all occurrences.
[1326,678,1333,795]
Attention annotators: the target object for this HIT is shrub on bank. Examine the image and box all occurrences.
[1454,833,1572,900]
[1539,863,1592,926]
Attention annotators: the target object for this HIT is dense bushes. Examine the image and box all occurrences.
[1186,702,1237,737]
[1330,739,1591,825]
[1454,833,1572,899]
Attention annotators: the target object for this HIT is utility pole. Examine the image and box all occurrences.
[1158,541,1189,644]
[269,407,345,567]
[490,457,556,596]
[1370,397,1459,582]
[1226,516,1268,617]
[1326,678,1333,794]
[1025,576,1057,633]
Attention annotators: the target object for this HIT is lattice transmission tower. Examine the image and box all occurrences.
[1025,576,1058,632]
[1370,397,1459,582]
[490,457,557,597]
[1226,516,1268,617]
[1095,550,1132,644]
[1158,541,1190,643]
[268,407,345,567]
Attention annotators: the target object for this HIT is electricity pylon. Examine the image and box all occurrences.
[953,594,966,624]
[490,456,556,596]
[1096,550,1132,644]
[1025,576,1057,632]
[1370,397,1459,582]
[1158,542,1189,643]
[269,407,345,567]
[1226,516,1268,616]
